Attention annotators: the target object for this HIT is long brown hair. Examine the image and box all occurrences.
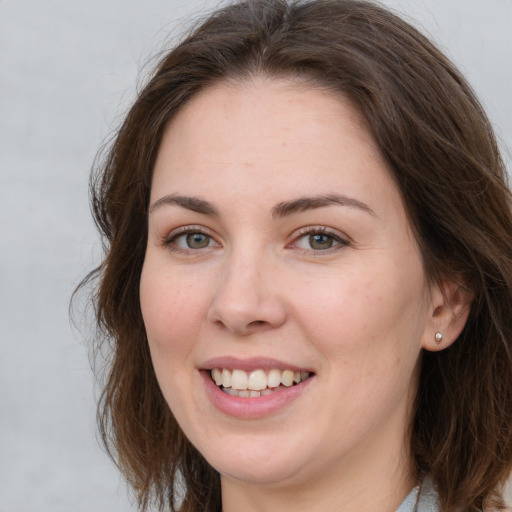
[80,1,512,510]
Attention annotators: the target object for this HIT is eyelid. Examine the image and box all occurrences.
[162,225,221,251]
[288,225,351,252]
[160,224,350,254]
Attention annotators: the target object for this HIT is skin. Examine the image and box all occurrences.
[140,78,468,512]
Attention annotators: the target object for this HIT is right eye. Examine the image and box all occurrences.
[164,228,220,251]
[180,232,213,249]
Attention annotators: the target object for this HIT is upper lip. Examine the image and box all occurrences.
[200,356,313,373]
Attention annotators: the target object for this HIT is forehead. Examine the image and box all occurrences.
[161,77,372,159]
[151,78,402,219]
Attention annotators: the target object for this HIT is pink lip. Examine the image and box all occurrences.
[200,369,314,420]
[200,356,310,372]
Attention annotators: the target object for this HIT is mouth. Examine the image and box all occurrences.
[210,367,313,398]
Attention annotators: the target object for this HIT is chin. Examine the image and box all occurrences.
[194,432,316,487]
[216,459,306,487]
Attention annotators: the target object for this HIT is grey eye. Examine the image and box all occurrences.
[292,228,350,252]
[185,233,212,249]
[308,234,334,250]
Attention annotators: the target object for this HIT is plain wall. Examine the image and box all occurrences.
[1,1,510,510]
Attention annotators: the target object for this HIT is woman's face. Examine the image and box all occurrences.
[140,79,438,491]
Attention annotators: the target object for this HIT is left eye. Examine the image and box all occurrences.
[170,231,217,249]
[293,230,349,251]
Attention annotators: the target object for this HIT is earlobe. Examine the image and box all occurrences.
[422,278,473,352]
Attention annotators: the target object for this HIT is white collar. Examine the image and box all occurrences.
[396,477,440,512]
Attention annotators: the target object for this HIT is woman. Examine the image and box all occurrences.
[83,0,512,510]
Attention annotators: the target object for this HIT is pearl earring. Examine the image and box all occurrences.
[435,332,443,343]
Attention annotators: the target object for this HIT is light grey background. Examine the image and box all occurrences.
[1,1,511,511]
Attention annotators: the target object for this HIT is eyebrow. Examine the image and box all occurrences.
[271,194,376,219]
[149,193,375,218]
[149,194,218,215]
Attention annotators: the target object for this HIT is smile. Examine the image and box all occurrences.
[210,368,312,397]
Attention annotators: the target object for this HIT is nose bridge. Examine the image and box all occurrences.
[207,240,286,334]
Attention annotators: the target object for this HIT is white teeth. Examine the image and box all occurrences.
[221,385,289,398]
[231,369,248,390]
[221,368,232,388]
[248,369,267,390]
[281,370,294,387]
[210,367,312,395]
[267,368,281,388]
[212,368,222,386]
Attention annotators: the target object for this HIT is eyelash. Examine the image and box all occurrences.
[289,226,351,253]
[162,225,351,254]
[162,226,219,253]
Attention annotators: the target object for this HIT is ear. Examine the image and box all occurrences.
[422,278,473,352]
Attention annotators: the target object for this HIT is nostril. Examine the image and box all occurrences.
[248,320,266,327]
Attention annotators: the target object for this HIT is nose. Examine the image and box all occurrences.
[207,250,287,336]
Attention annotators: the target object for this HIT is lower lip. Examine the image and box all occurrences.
[201,371,313,419]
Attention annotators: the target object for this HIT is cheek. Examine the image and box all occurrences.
[290,271,392,341]
[298,271,424,425]
[139,263,211,424]
[139,262,210,357]
[292,263,427,372]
